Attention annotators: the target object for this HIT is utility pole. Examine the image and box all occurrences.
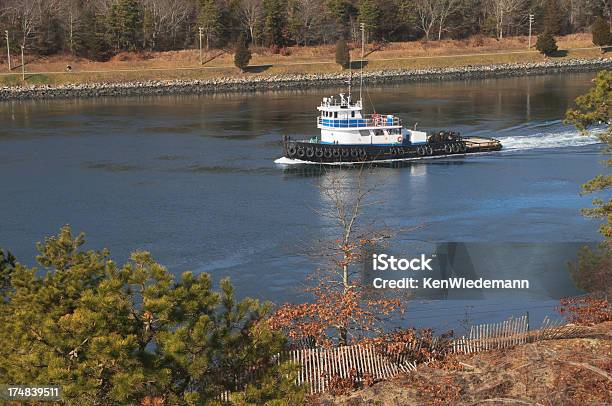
[21,45,25,81]
[4,30,10,71]
[528,14,534,49]
[360,23,365,104]
[198,27,203,64]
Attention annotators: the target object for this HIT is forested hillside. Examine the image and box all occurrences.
[0,0,610,61]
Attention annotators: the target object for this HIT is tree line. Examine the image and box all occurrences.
[0,0,610,61]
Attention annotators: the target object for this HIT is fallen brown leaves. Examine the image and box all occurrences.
[315,322,611,406]
[557,295,611,326]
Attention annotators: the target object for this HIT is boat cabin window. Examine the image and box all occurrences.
[334,112,338,118]
[359,130,370,136]
[351,111,355,117]
[388,128,400,135]
[374,129,384,136]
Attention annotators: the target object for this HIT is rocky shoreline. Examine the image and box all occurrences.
[1,58,610,101]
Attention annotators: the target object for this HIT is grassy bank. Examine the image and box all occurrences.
[0,33,604,87]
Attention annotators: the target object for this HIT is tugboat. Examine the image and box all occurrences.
[278,24,501,165]
[280,93,501,164]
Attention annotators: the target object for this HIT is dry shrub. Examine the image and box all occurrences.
[325,369,375,396]
[111,52,133,62]
[470,34,487,47]
[109,52,154,62]
[557,295,611,325]
[550,359,612,405]
[327,374,358,396]
[141,396,164,406]
[280,47,292,56]
[365,328,454,365]
[424,40,441,49]
[412,375,463,406]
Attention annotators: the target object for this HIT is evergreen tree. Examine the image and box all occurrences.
[327,0,358,39]
[591,16,612,51]
[234,35,252,71]
[335,38,350,69]
[106,0,143,53]
[74,10,112,61]
[542,0,563,35]
[0,249,15,301]
[566,70,612,242]
[565,71,612,295]
[358,0,382,41]
[263,0,287,47]
[0,226,305,404]
[198,0,222,50]
[33,13,63,55]
[142,7,156,51]
[536,31,558,55]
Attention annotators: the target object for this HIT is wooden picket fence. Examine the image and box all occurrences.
[282,343,419,394]
[452,314,530,353]
[219,314,591,398]
[284,315,592,394]
[452,315,590,354]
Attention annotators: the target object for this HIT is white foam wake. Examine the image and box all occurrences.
[497,129,601,151]
[274,152,491,166]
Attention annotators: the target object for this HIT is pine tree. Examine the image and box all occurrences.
[234,35,252,71]
[0,226,306,404]
[106,0,143,53]
[263,0,287,47]
[565,70,612,294]
[74,10,112,61]
[33,13,63,56]
[198,0,221,50]
[328,0,358,38]
[358,0,382,41]
[592,16,612,51]
[536,31,558,56]
[335,38,350,69]
[542,0,563,35]
[0,249,15,301]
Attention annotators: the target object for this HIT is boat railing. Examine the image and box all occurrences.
[317,115,401,128]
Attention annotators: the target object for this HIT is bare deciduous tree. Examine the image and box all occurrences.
[4,0,44,47]
[414,0,439,40]
[437,0,461,40]
[238,0,263,44]
[270,167,412,347]
[487,0,525,39]
[143,0,194,50]
[288,0,325,46]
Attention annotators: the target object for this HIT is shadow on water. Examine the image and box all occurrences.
[279,158,474,178]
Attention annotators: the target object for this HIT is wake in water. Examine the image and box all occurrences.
[496,123,601,151]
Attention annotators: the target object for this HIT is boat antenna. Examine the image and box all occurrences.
[360,23,364,105]
[348,65,352,102]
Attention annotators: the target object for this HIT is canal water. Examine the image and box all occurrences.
[0,72,604,332]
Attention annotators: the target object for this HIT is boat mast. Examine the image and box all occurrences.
[348,67,352,103]
[360,23,364,106]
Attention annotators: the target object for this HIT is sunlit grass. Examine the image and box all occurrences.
[0,33,604,88]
